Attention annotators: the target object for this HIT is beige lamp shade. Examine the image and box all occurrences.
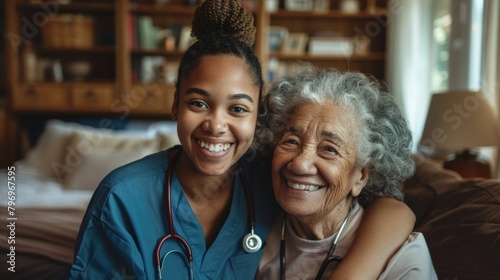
[419,91,499,151]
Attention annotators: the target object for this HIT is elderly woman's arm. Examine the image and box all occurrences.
[329,197,416,280]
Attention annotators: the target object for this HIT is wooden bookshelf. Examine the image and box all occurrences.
[6,0,388,115]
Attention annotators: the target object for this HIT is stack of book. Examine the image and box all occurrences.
[308,32,353,56]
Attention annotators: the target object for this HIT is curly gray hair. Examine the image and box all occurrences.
[256,68,415,202]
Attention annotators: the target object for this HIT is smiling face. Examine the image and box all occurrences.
[272,101,369,223]
[172,55,259,177]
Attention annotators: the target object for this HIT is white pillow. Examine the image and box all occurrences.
[60,129,160,190]
[62,147,156,190]
[148,121,178,135]
[157,131,181,150]
[20,120,85,179]
[148,121,180,150]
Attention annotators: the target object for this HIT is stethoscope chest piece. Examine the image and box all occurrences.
[242,231,262,253]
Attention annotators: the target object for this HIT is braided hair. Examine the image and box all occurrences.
[191,0,256,46]
[175,0,263,103]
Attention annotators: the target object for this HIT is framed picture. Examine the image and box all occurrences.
[285,0,313,11]
[268,26,289,52]
[353,34,371,54]
[282,32,309,54]
[177,25,196,51]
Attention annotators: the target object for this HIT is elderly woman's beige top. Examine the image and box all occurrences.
[257,203,438,280]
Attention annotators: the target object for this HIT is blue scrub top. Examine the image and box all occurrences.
[69,147,279,279]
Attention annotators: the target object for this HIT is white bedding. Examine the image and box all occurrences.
[0,163,93,210]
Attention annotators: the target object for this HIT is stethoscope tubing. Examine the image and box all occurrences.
[280,206,352,280]
[154,147,260,279]
[154,149,193,279]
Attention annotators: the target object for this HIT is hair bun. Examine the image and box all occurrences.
[191,0,256,46]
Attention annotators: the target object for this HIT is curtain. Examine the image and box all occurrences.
[482,0,500,178]
[386,0,433,152]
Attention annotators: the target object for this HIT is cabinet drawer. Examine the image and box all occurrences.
[72,85,115,110]
[13,85,69,110]
[129,84,172,113]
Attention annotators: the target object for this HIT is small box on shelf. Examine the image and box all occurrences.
[308,37,354,56]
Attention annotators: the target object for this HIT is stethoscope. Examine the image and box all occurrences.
[154,148,262,280]
[279,206,352,280]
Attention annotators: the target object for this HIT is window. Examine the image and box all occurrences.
[430,0,484,92]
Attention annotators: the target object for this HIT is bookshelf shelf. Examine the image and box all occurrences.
[17,2,116,12]
[129,4,197,15]
[269,10,387,20]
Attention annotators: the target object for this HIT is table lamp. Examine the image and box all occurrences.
[419,91,499,178]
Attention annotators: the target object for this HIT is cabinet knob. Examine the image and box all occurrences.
[85,90,98,102]
[145,91,156,102]
[26,88,37,102]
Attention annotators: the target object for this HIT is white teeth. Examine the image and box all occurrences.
[287,181,320,191]
[198,140,231,153]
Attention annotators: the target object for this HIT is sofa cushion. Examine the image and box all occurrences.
[404,155,462,226]
[415,179,500,279]
[404,155,500,280]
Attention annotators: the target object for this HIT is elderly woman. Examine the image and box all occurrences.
[256,68,437,279]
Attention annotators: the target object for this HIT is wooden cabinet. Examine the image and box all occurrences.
[6,0,119,113]
[5,0,180,116]
[5,0,388,116]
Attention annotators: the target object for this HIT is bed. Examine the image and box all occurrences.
[0,119,179,279]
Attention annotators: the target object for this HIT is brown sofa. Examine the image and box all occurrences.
[404,155,500,280]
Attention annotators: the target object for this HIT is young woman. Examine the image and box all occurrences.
[70,1,415,279]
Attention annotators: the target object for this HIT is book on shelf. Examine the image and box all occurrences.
[129,15,181,50]
[128,13,136,48]
[137,16,159,49]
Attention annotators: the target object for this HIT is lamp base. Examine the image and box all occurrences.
[443,149,491,179]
